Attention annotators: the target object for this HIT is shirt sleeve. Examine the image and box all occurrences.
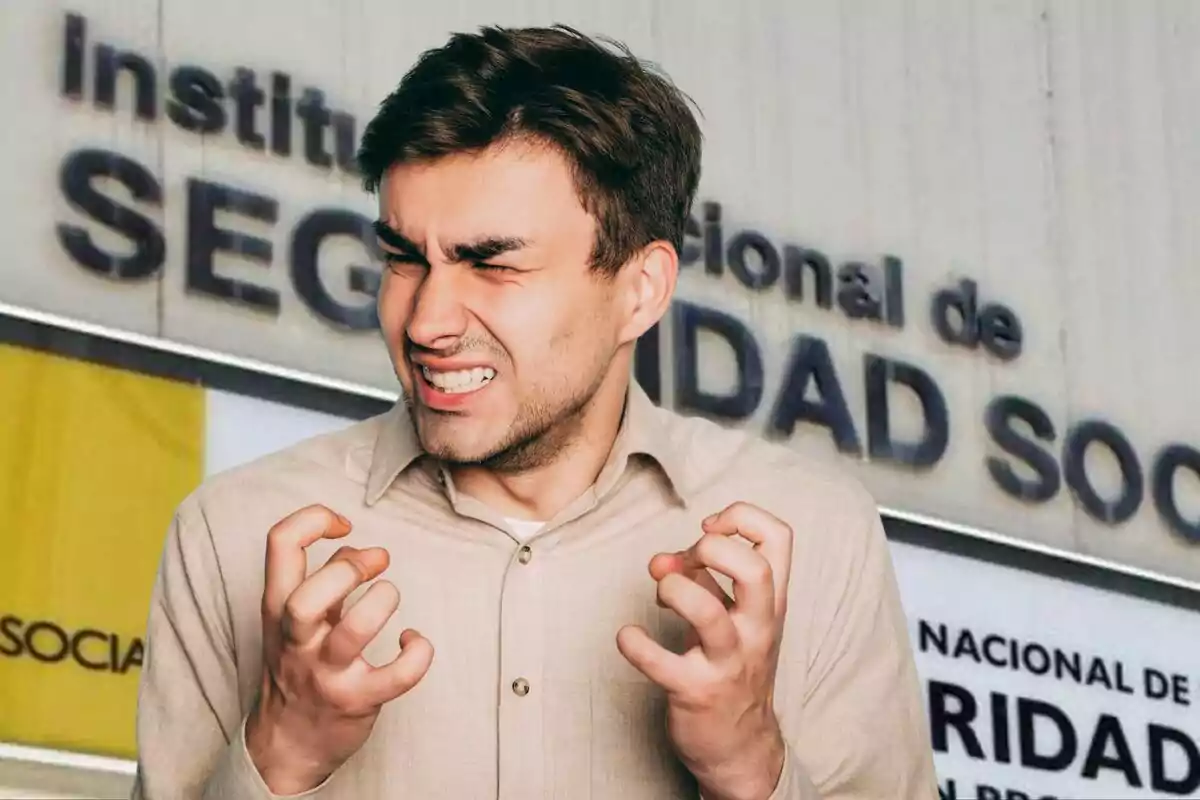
[130,494,311,800]
[776,493,940,800]
[763,742,821,800]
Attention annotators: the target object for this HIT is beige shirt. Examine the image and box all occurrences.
[131,383,938,800]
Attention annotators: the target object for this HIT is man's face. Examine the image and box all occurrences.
[375,140,629,470]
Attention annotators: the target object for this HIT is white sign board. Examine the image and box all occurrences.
[893,542,1200,799]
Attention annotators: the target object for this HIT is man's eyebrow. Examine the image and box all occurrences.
[372,221,424,259]
[446,236,529,263]
[372,222,529,264]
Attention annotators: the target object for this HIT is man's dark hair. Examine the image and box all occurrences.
[357,25,703,273]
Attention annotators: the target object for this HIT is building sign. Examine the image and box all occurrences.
[638,204,1200,552]
[893,540,1200,799]
[0,333,353,759]
[4,5,1200,582]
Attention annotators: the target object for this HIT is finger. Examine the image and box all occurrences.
[656,573,739,658]
[701,502,794,611]
[649,553,733,609]
[322,579,400,667]
[283,546,389,644]
[682,534,774,622]
[615,625,688,691]
[263,505,353,620]
[358,629,435,705]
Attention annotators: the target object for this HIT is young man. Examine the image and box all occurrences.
[133,25,937,800]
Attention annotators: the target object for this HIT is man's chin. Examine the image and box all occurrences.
[414,419,500,465]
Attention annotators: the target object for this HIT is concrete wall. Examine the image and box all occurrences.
[3,0,1199,579]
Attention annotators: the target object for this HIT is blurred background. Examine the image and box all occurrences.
[2,1,1200,798]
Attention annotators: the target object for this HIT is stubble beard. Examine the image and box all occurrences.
[404,371,606,475]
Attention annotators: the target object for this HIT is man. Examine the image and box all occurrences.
[132,24,937,800]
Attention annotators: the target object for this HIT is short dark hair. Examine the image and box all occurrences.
[357,25,703,273]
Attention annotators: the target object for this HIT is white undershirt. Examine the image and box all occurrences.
[505,517,546,542]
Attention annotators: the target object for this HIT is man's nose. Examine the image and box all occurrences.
[406,265,469,350]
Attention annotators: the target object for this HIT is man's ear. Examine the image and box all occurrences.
[616,240,678,345]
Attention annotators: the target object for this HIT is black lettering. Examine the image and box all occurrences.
[290,209,380,329]
[928,681,985,758]
[1057,651,1082,684]
[938,778,958,800]
[932,279,1023,360]
[296,88,333,168]
[0,616,22,657]
[1063,420,1143,524]
[768,335,861,455]
[991,691,1012,764]
[26,621,70,664]
[119,638,144,674]
[1025,645,1050,674]
[71,629,109,671]
[702,202,723,277]
[865,355,948,468]
[186,179,279,312]
[932,279,979,347]
[333,112,359,174]
[0,617,144,675]
[726,231,780,290]
[634,322,662,405]
[982,635,1008,668]
[952,630,981,662]
[1145,668,1170,700]
[270,72,292,156]
[976,786,1001,800]
[1081,714,1142,787]
[228,68,265,148]
[1086,659,1114,690]
[919,620,947,654]
[673,301,763,421]
[166,66,226,134]
[1149,724,1200,795]
[782,246,833,309]
[1174,674,1191,706]
[681,215,702,266]
[1153,444,1200,543]
[984,396,1061,502]
[94,43,156,121]
[1117,663,1135,694]
[56,148,165,279]
[884,255,905,328]
[62,12,86,101]
[980,304,1023,361]
[836,263,883,322]
[1018,697,1076,771]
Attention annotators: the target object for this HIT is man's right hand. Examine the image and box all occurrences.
[245,504,435,795]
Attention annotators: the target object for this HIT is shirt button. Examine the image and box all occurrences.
[517,545,533,564]
[512,677,531,697]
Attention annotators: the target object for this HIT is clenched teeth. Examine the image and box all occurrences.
[422,365,496,394]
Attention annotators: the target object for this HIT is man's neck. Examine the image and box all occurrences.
[449,373,630,522]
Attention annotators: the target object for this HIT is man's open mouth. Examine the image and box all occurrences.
[420,365,496,394]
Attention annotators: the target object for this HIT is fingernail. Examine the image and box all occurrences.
[337,513,351,526]
[702,514,716,526]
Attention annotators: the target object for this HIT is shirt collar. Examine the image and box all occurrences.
[364,382,690,508]
[364,400,424,506]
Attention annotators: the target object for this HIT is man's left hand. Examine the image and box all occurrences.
[617,502,795,800]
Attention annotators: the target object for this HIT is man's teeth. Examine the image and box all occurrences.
[422,366,496,394]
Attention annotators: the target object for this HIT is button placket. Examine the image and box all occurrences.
[497,538,546,799]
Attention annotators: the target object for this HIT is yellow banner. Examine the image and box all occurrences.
[0,344,203,758]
